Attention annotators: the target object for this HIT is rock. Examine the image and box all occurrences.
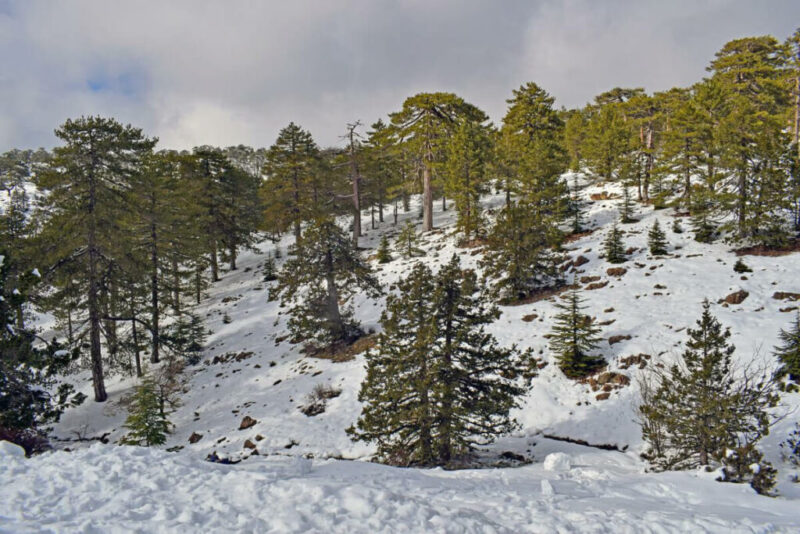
[595,392,611,401]
[239,416,258,430]
[521,313,539,322]
[585,281,609,290]
[573,255,590,267]
[543,452,571,471]
[255,434,265,441]
[722,290,749,305]
[773,292,800,301]
[619,354,650,369]
[596,371,629,386]
[608,335,632,345]
[580,275,601,284]
[780,306,798,313]
[606,267,627,277]
[604,307,615,313]
[243,439,257,450]
[188,432,203,444]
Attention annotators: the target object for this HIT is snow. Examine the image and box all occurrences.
[2,441,799,533]
[7,172,799,531]
[543,452,571,471]
[0,441,25,458]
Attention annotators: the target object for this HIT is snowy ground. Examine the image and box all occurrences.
[2,439,799,533]
[4,173,800,532]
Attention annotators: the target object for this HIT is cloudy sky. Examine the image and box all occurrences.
[1,0,798,151]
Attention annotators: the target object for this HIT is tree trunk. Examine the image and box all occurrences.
[87,172,107,402]
[150,221,160,364]
[171,255,180,314]
[210,243,219,282]
[324,250,344,343]
[131,296,142,378]
[423,162,433,231]
[229,243,237,271]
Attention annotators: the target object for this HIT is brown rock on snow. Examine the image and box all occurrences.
[243,439,257,450]
[188,432,203,444]
[595,392,611,401]
[608,335,632,345]
[722,290,749,305]
[239,416,258,430]
[606,267,627,277]
[585,281,609,290]
[573,255,590,267]
[773,292,800,301]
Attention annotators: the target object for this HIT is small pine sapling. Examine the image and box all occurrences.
[395,220,422,258]
[120,376,172,446]
[671,218,683,234]
[732,259,752,274]
[263,255,277,282]
[620,182,637,223]
[376,235,392,264]
[603,223,626,264]
[780,423,800,468]
[647,220,668,255]
[549,288,604,378]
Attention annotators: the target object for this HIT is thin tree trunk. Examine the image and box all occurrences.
[229,243,237,271]
[87,167,107,402]
[210,243,219,282]
[423,162,433,231]
[150,223,160,364]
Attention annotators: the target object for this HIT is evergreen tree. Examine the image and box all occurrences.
[262,255,278,282]
[445,119,492,242]
[567,173,585,234]
[395,220,422,258]
[261,123,321,240]
[273,219,382,352]
[603,223,626,263]
[168,312,207,365]
[648,220,669,255]
[390,92,488,232]
[549,288,604,378]
[690,190,718,243]
[672,218,684,234]
[0,250,84,452]
[619,180,637,223]
[638,300,778,494]
[583,103,631,181]
[120,375,171,447]
[481,202,564,302]
[349,256,525,466]
[774,312,800,390]
[362,119,401,227]
[37,117,156,402]
[375,235,392,264]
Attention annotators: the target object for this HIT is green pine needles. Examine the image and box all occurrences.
[349,255,526,467]
[603,223,626,264]
[376,235,393,264]
[638,300,778,494]
[120,375,172,447]
[775,312,800,391]
[549,288,604,378]
[647,220,668,255]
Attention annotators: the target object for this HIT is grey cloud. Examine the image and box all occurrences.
[1,0,798,151]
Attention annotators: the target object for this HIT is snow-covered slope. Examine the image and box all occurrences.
[2,439,799,533]
[7,173,800,532]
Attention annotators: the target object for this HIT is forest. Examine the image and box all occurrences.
[2,29,800,504]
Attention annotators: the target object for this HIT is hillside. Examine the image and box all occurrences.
[5,173,800,532]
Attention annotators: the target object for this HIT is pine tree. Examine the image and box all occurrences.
[0,250,84,452]
[481,202,564,302]
[647,220,668,255]
[37,117,156,402]
[549,288,604,378]
[349,256,525,466]
[390,93,488,232]
[781,423,800,467]
[603,223,626,263]
[262,255,277,282]
[395,220,422,258]
[445,119,491,242]
[567,173,585,234]
[273,218,382,352]
[169,312,207,365]
[375,235,392,263]
[120,375,171,447]
[260,123,322,240]
[619,181,637,223]
[672,218,684,234]
[690,190,717,243]
[638,300,778,494]
[774,312,800,390]
[583,103,631,181]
